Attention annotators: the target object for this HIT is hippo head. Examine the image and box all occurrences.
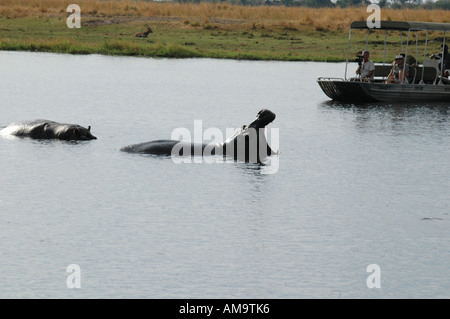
[248,109,276,130]
[60,125,97,141]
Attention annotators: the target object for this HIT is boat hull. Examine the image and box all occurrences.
[317,79,376,102]
[317,78,450,103]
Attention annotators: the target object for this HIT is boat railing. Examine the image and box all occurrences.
[317,77,345,81]
[319,65,445,85]
[356,64,442,84]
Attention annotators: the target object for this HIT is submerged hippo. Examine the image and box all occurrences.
[120,109,277,163]
[1,120,97,141]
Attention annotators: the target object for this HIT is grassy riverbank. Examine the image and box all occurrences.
[1,1,450,61]
[0,15,344,61]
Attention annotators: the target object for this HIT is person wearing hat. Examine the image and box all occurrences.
[386,54,410,84]
[355,50,375,81]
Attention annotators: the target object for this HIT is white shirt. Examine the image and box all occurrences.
[361,60,375,79]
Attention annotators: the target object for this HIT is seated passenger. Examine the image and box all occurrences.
[405,54,418,68]
[392,53,417,68]
[430,43,450,71]
[386,55,410,84]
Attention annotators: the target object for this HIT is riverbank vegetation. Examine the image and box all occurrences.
[1,1,450,61]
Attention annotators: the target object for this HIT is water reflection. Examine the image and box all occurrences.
[319,100,450,136]
[230,155,279,176]
[321,100,450,113]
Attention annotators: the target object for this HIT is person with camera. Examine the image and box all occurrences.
[355,50,375,81]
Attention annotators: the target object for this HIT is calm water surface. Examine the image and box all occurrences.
[0,51,449,298]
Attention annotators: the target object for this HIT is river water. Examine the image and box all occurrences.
[0,51,449,298]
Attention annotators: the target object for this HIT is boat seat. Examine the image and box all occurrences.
[421,59,440,83]
[415,66,438,83]
[423,58,440,71]
[373,65,392,78]
[374,64,417,78]
[373,64,439,83]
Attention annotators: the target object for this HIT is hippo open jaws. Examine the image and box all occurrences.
[120,109,277,163]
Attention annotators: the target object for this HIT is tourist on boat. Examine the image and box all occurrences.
[391,54,417,68]
[355,50,375,81]
[386,55,410,83]
[404,54,418,68]
[430,44,450,70]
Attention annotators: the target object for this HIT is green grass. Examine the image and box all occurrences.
[0,16,346,61]
[0,15,441,62]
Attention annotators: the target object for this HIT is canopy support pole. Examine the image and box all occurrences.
[439,30,446,85]
[402,30,410,84]
[345,28,352,80]
[420,31,428,85]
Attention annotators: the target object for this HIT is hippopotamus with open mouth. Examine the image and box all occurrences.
[120,109,277,163]
[0,120,97,141]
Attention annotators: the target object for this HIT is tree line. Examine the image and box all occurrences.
[173,0,450,10]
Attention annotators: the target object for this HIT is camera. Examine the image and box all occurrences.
[355,54,364,75]
[355,55,364,67]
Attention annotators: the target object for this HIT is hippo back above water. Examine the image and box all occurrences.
[1,120,97,141]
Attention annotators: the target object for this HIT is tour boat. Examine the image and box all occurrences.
[317,21,450,103]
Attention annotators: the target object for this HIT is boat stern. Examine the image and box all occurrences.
[317,77,378,102]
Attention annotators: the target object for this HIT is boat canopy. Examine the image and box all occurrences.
[350,20,450,32]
